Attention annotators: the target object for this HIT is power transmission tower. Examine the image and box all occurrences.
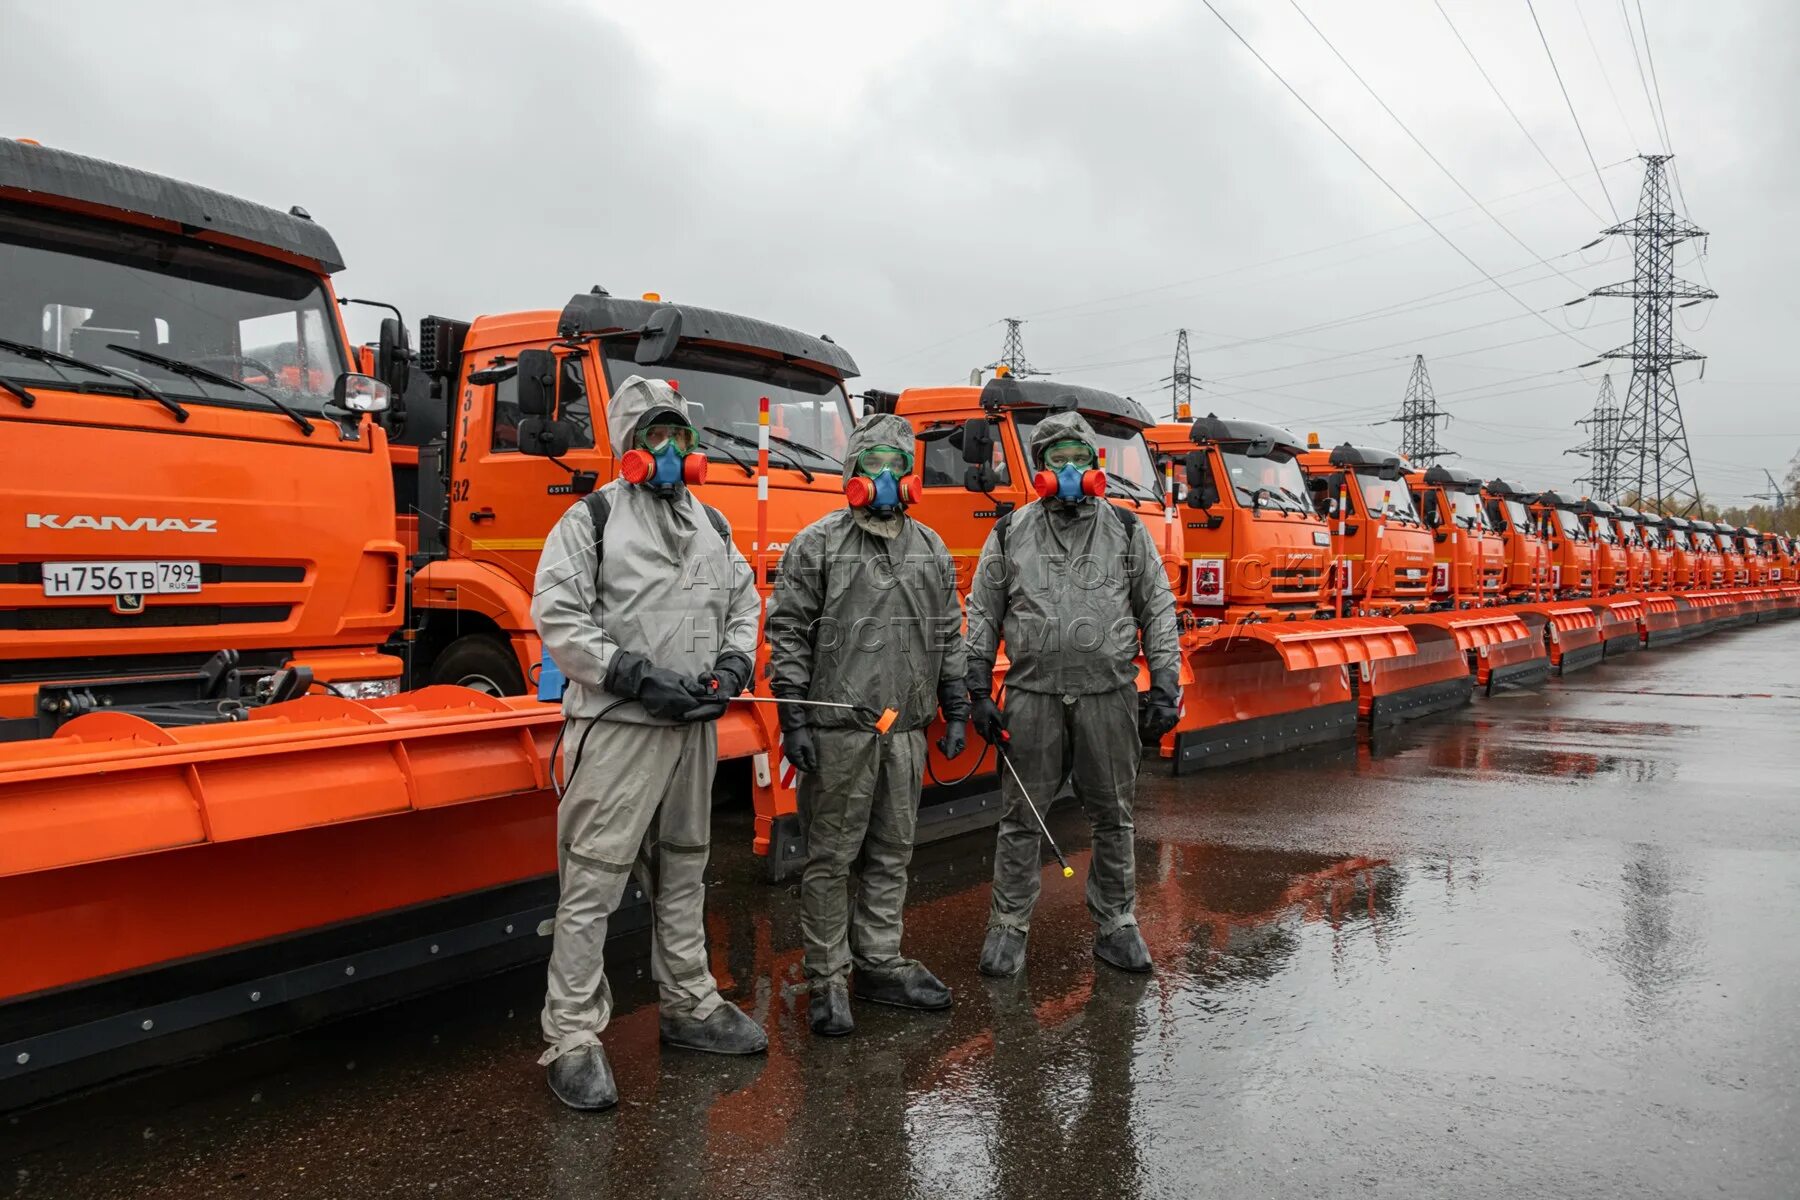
[992,318,1041,377]
[1751,468,1789,515]
[1394,354,1452,465]
[1587,155,1716,515]
[1567,374,1624,498]
[1169,328,1195,421]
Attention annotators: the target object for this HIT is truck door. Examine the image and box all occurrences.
[448,349,612,593]
[916,417,1016,592]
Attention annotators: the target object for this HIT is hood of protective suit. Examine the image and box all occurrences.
[609,374,689,452]
[1028,409,1099,469]
[842,411,918,486]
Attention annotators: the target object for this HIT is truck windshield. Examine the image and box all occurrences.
[1556,510,1589,543]
[1355,471,1420,523]
[1589,516,1617,544]
[1013,410,1158,490]
[1670,529,1690,549]
[1447,489,1489,530]
[0,201,346,414]
[603,342,851,469]
[1502,499,1530,532]
[1219,448,1311,512]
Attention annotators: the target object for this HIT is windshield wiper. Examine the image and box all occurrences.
[767,432,843,471]
[695,431,756,478]
[702,425,813,482]
[0,336,189,422]
[106,344,313,435]
[0,376,35,407]
[1106,471,1161,504]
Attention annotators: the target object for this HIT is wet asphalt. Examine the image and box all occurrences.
[5,620,1799,1199]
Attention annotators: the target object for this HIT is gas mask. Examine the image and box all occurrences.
[845,445,920,513]
[1032,439,1105,504]
[620,417,705,495]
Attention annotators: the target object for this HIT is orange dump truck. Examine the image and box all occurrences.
[1409,464,1505,607]
[0,139,404,744]
[1143,417,1411,770]
[1297,441,1541,724]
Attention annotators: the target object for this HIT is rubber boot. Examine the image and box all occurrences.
[809,980,855,1037]
[545,1044,618,1111]
[660,1002,769,1056]
[853,962,953,1011]
[978,926,1028,978]
[1093,925,1152,974]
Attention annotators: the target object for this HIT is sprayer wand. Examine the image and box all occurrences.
[996,741,1075,879]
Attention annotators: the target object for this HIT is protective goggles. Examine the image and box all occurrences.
[638,423,697,454]
[1041,439,1096,470]
[856,445,913,476]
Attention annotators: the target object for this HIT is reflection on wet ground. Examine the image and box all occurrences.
[5,623,1800,1199]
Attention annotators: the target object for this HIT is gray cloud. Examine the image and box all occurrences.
[3,0,1792,500]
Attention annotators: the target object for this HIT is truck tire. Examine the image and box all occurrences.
[431,634,526,696]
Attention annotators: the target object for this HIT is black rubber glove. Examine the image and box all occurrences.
[971,693,1006,745]
[685,650,755,723]
[604,650,709,721]
[1138,673,1181,746]
[937,719,968,759]
[784,724,819,774]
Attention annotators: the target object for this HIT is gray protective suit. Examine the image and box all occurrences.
[966,410,1180,937]
[531,375,760,1065]
[766,412,970,984]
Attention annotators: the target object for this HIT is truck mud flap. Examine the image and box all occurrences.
[1165,618,1413,772]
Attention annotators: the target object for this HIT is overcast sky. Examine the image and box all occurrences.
[4,0,1794,500]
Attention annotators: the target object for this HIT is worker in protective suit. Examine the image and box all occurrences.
[531,375,765,1111]
[766,412,971,1036]
[966,409,1182,977]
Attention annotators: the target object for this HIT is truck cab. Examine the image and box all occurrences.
[1613,506,1654,591]
[1297,441,1434,616]
[0,140,402,740]
[1532,492,1594,598]
[1690,521,1728,587]
[1760,532,1793,584]
[1482,479,1550,601]
[1577,499,1629,594]
[1145,416,1330,622]
[392,291,858,694]
[893,374,1167,593]
[1409,464,1505,608]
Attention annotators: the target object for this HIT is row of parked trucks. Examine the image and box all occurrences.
[3,142,1794,1104]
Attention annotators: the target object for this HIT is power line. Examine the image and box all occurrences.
[1628,0,1711,290]
[1615,0,1670,151]
[1434,0,1604,222]
[1198,0,1597,353]
[1525,0,1620,221]
[1290,0,1590,292]
[1574,0,1642,149]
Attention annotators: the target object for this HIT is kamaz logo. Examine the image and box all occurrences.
[25,513,217,533]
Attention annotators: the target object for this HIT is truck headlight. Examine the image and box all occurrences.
[328,678,403,700]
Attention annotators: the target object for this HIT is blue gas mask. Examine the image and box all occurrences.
[868,469,901,511]
[1055,464,1088,501]
[650,442,684,487]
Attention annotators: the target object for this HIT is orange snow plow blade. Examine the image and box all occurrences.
[1167,618,1413,771]
[0,688,580,1102]
[1638,594,1696,647]
[1416,609,1549,695]
[1512,603,1605,674]
[1590,598,1645,657]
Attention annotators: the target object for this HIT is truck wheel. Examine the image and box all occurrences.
[431,634,526,696]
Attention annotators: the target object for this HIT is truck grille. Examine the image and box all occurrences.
[0,605,293,631]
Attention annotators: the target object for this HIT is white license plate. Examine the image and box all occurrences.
[41,560,202,597]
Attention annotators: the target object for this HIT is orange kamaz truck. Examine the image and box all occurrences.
[0,139,403,742]
[371,291,863,874]
[1410,464,1505,607]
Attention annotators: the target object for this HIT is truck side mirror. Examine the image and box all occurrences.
[634,308,683,365]
[964,463,997,494]
[376,317,411,398]
[961,419,995,466]
[516,349,558,417]
[1421,493,1440,527]
[1183,451,1217,509]
[518,415,573,458]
